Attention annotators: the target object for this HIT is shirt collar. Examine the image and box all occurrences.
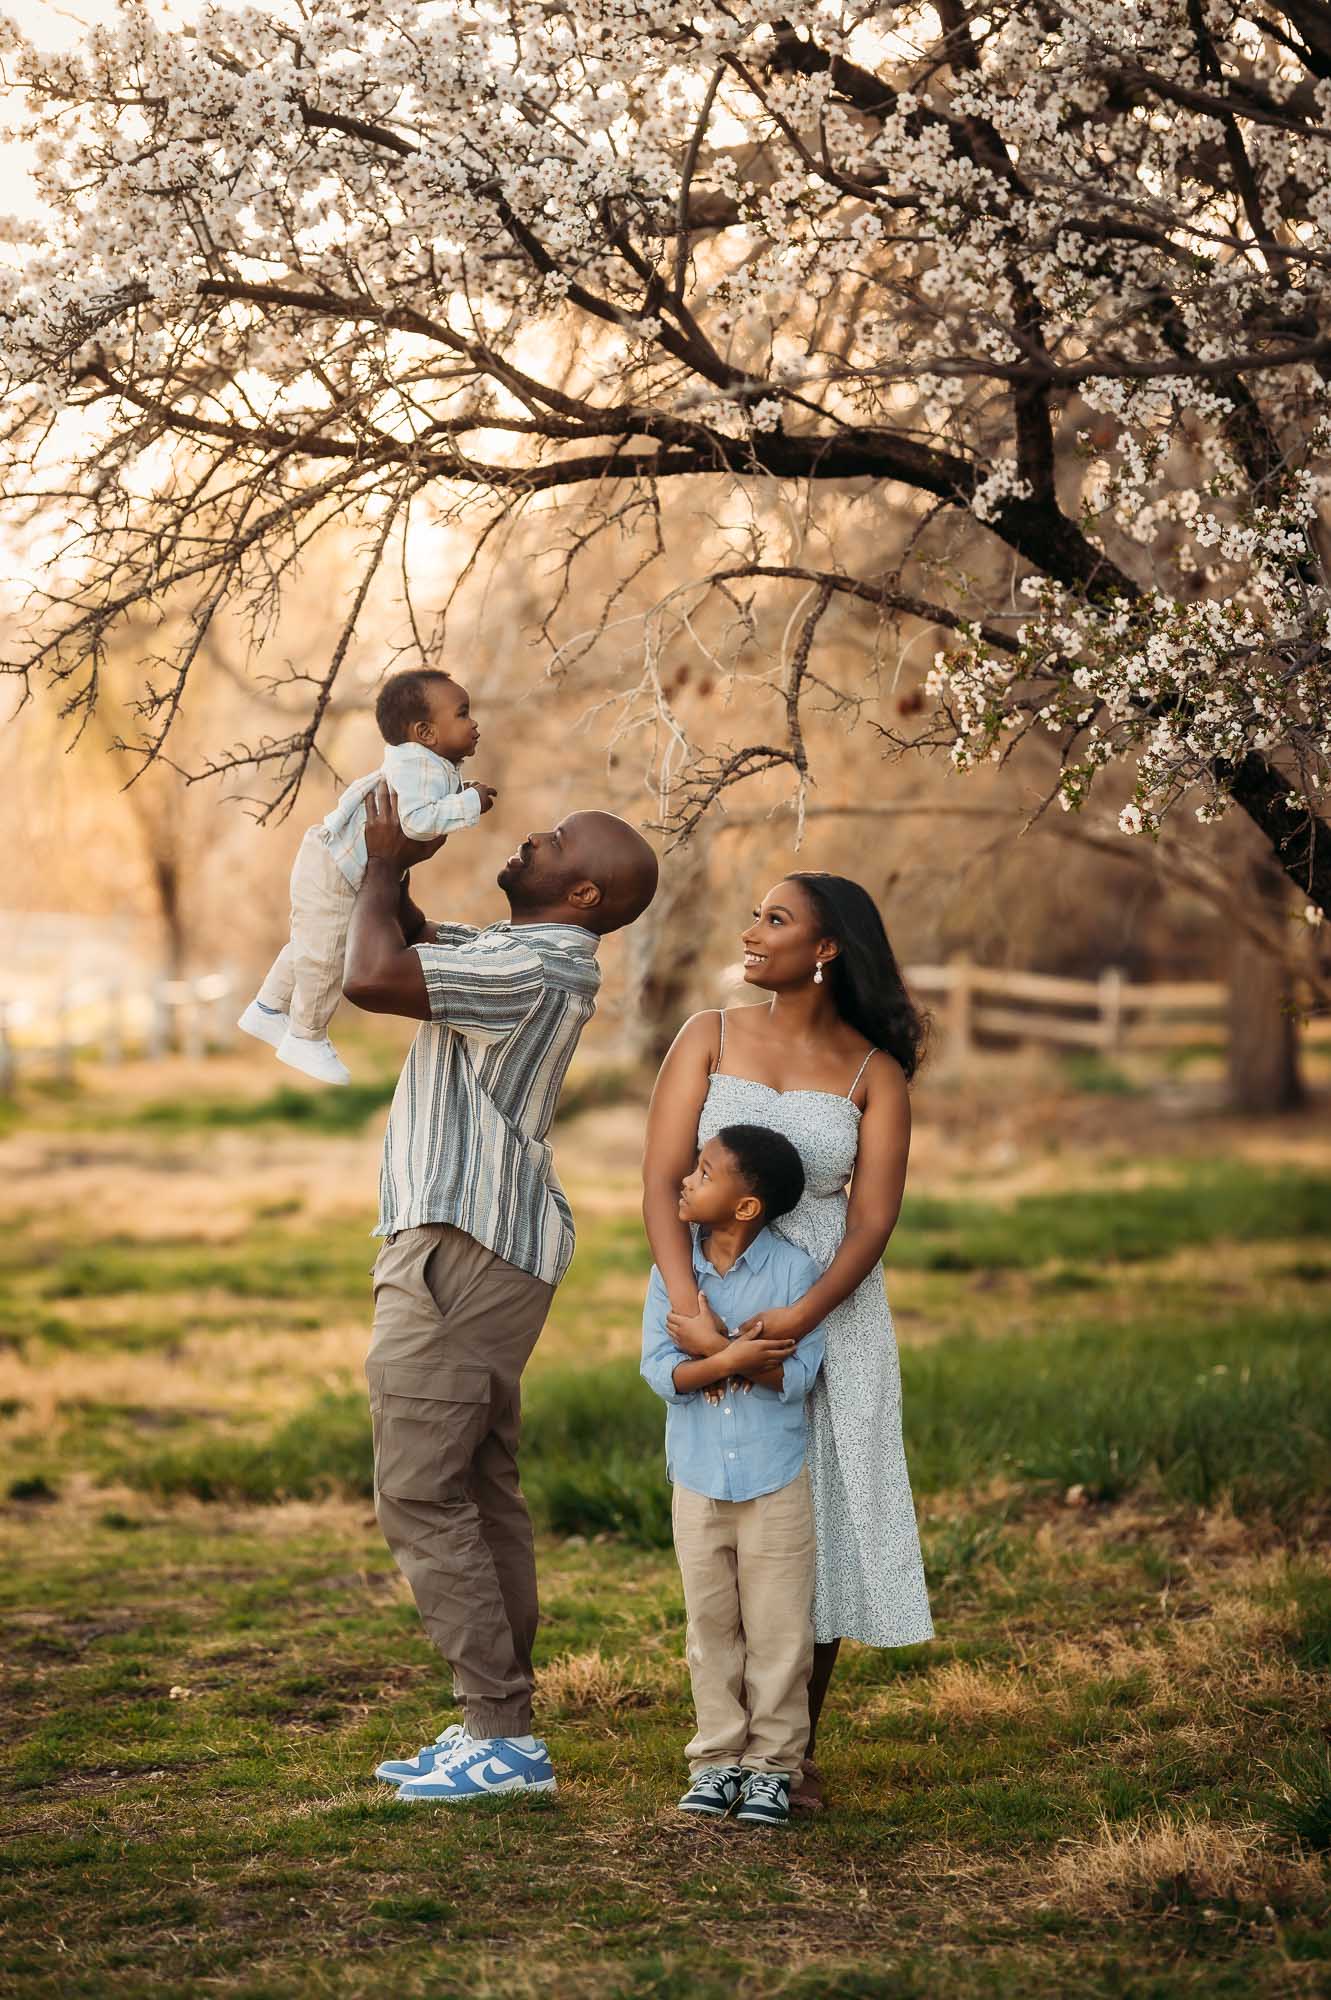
[691,1223,775,1279]
[488,920,600,954]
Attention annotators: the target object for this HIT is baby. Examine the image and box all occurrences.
[238,667,495,1085]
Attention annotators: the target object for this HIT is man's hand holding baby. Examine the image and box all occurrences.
[364,781,449,873]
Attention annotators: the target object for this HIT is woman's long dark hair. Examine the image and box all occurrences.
[787,873,928,1081]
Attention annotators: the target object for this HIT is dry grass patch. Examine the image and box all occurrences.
[902,1660,1037,1725]
[538,1648,665,1715]
[0,1318,371,1433]
[0,1122,384,1238]
[1046,1810,1330,1919]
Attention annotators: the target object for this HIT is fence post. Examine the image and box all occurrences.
[148,980,171,1059]
[101,983,124,1066]
[54,987,74,1085]
[0,1003,13,1096]
[195,971,234,1051]
[1098,966,1125,1052]
[946,958,975,1071]
[183,982,204,1062]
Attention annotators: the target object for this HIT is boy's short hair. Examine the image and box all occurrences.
[375,668,454,746]
[714,1123,806,1224]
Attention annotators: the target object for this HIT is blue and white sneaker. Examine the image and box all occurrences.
[374,1722,466,1785]
[394,1735,557,1803]
[678,1765,745,1817]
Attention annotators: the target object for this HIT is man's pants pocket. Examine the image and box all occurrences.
[369,1361,492,1505]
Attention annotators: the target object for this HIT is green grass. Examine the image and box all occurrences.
[2,1503,1328,1999]
[5,1159,1327,1359]
[127,1063,640,1136]
[892,1161,1331,1271]
[63,1303,1323,1543]
[3,1129,1330,1997]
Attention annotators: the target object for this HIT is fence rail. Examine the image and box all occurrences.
[3,961,1328,1090]
[0,972,236,1090]
[905,961,1331,1062]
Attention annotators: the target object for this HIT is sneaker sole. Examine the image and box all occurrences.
[394,1777,557,1803]
[678,1800,733,1817]
[734,1811,789,1826]
[275,1046,350,1086]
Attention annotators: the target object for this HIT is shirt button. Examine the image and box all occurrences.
[728,1451,736,1459]
[722,1405,732,1414]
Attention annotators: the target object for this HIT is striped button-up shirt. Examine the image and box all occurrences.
[322,743,481,888]
[375,920,601,1283]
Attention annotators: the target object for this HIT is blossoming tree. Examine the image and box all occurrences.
[2,0,1329,913]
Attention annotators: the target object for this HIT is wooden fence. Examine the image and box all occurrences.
[0,972,236,1091]
[3,961,1328,1090]
[906,961,1331,1064]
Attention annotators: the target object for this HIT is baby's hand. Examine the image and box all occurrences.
[468,782,498,816]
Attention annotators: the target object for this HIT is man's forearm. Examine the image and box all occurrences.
[398,871,429,946]
[343,860,430,1019]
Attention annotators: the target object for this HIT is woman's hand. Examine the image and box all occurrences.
[734,1303,808,1347]
[727,1335,796,1377]
[665,1296,728,1357]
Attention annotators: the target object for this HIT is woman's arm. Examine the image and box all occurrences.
[641,1013,725,1330]
[741,1057,912,1342]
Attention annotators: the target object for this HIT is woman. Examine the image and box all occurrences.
[642,872,933,1809]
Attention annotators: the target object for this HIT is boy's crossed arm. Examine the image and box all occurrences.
[670,1333,797,1397]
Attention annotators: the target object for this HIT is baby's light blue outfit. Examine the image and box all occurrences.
[321,743,480,888]
[253,744,480,1041]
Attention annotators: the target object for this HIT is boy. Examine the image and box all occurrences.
[641,1123,826,1829]
[238,668,495,1085]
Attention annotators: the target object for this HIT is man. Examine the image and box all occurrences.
[342,783,658,1803]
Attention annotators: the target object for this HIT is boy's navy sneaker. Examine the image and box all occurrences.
[734,1772,791,1827]
[394,1736,556,1802]
[677,1765,745,1817]
[375,1722,466,1784]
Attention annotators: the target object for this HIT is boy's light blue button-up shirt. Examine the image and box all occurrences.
[640,1225,826,1503]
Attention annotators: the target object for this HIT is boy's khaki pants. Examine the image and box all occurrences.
[256,828,357,1040]
[367,1223,555,1740]
[672,1467,815,1777]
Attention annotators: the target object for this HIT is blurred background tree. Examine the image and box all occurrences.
[2,1,1329,1105]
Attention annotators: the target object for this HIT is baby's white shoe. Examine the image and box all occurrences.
[237,999,289,1050]
[276,1031,350,1086]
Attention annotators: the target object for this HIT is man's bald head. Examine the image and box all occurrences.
[498,811,659,933]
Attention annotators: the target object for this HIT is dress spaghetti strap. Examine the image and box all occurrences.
[847,1049,874,1099]
[714,1008,726,1072]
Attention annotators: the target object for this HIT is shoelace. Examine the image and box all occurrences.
[692,1767,740,1795]
[744,1775,786,1805]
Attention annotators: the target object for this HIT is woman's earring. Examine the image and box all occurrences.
[813,963,824,985]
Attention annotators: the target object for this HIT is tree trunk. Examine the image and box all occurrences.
[625,826,714,1070]
[1227,857,1305,1114]
[149,846,188,978]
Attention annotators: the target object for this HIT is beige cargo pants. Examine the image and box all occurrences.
[367,1222,554,1740]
